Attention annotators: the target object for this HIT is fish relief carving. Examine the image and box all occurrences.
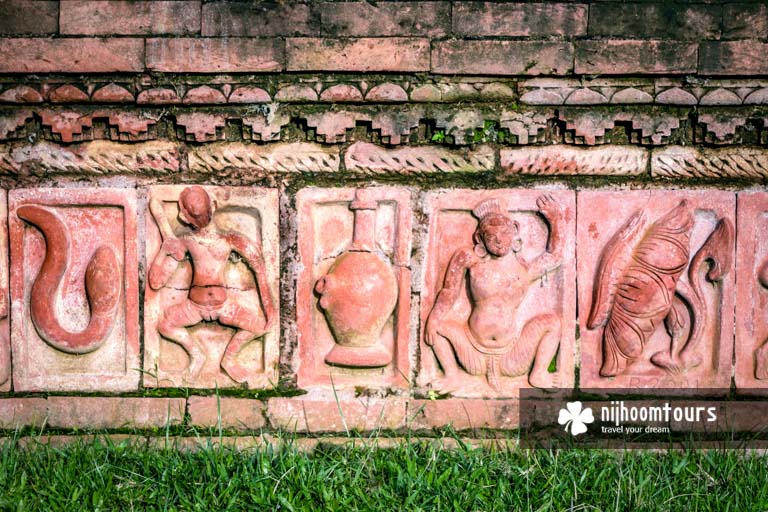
[587,200,733,377]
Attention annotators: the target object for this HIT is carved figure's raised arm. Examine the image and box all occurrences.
[226,233,276,331]
[148,197,186,290]
[425,248,473,346]
[526,194,565,281]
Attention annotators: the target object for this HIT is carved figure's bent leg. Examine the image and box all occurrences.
[501,313,561,389]
[428,319,485,393]
[217,301,267,383]
[157,300,207,379]
[756,340,768,380]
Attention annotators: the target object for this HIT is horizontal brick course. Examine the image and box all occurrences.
[188,397,266,431]
[60,1,200,36]
[453,2,587,37]
[699,41,768,76]
[268,398,407,433]
[0,38,144,73]
[588,3,720,40]
[723,4,768,40]
[321,1,450,37]
[146,38,284,72]
[47,397,185,429]
[287,37,429,72]
[202,1,317,37]
[0,398,48,429]
[0,0,58,35]
[576,41,698,75]
[432,40,573,75]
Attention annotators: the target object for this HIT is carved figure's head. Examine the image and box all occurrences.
[472,199,521,257]
[178,186,214,230]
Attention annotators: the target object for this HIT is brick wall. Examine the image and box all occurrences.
[0,1,767,440]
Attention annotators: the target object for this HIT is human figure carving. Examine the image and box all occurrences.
[587,201,733,377]
[16,204,121,354]
[754,259,768,379]
[148,186,275,383]
[425,195,564,392]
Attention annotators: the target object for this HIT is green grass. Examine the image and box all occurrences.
[1,436,768,511]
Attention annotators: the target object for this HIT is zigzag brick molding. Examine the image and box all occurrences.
[189,143,340,174]
[501,146,648,175]
[3,141,179,176]
[344,142,494,174]
[653,146,768,178]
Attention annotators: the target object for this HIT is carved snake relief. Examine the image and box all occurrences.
[17,205,121,354]
[588,200,733,378]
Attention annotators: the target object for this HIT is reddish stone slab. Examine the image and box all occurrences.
[296,188,411,390]
[588,3,720,40]
[9,188,139,391]
[47,397,184,429]
[203,1,316,36]
[420,189,576,398]
[188,396,266,430]
[287,38,429,72]
[453,2,587,37]
[735,193,768,394]
[0,38,144,73]
[144,186,279,389]
[408,399,519,430]
[147,38,284,73]
[0,0,58,35]
[268,397,407,433]
[61,1,200,35]
[577,190,735,393]
[699,41,768,76]
[0,193,8,392]
[321,1,450,37]
[575,41,698,75]
[0,398,48,429]
[432,40,573,76]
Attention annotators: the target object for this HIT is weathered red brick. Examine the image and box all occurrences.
[321,1,449,37]
[588,3,720,40]
[723,4,768,39]
[202,1,317,36]
[432,40,573,75]
[408,399,519,430]
[188,397,266,430]
[699,41,768,76]
[61,1,200,35]
[453,2,586,37]
[287,38,429,72]
[268,398,407,433]
[0,398,48,429]
[0,38,144,73]
[576,41,697,75]
[47,397,185,429]
[0,0,57,35]
[147,38,283,72]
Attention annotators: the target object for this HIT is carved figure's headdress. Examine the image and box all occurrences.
[472,199,503,220]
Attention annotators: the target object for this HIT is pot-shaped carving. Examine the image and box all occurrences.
[315,250,397,368]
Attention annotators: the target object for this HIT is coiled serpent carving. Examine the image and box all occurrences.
[17,205,121,354]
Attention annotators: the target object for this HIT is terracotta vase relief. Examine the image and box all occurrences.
[315,189,397,368]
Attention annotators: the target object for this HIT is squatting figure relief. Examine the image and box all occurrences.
[148,186,276,383]
[426,195,565,392]
[587,200,733,378]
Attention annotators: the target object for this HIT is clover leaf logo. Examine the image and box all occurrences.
[558,401,594,436]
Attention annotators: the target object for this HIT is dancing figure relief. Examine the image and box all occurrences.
[753,259,768,379]
[148,186,275,383]
[587,200,733,378]
[425,195,564,393]
[16,204,122,354]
